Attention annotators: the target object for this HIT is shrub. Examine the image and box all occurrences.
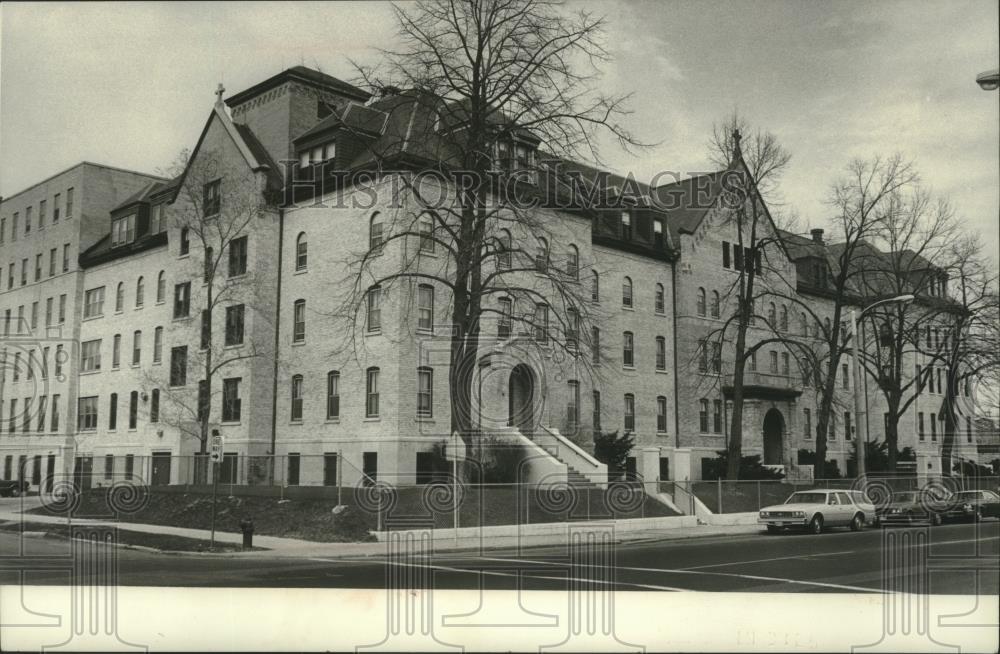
[797,449,843,479]
[478,435,529,483]
[593,430,635,480]
[703,451,785,480]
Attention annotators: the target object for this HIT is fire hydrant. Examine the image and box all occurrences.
[239,517,254,550]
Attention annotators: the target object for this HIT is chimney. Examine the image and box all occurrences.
[810,228,824,244]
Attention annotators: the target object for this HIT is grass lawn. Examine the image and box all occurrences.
[0,520,260,553]
[27,483,677,542]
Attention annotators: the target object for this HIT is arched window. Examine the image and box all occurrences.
[293,299,306,342]
[566,308,580,349]
[779,305,788,331]
[566,245,579,279]
[696,288,706,316]
[290,374,304,421]
[534,303,549,343]
[326,371,340,419]
[622,331,634,367]
[711,291,721,318]
[825,317,831,336]
[767,303,776,327]
[535,237,548,272]
[135,277,144,308]
[132,330,142,366]
[179,227,190,256]
[624,393,635,431]
[498,229,512,269]
[655,336,666,370]
[879,322,893,347]
[156,271,166,303]
[699,399,709,432]
[800,312,808,336]
[656,396,668,432]
[115,282,124,312]
[655,283,665,314]
[369,212,383,252]
[622,276,633,308]
[296,232,308,270]
[417,366,433,417]
[419,213,434,253]
[591,271,600,302]
[366,367,380,417]
[417,284,434,331]
[367,286,382,332]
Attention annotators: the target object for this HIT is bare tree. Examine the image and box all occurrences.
[701,113,792,480]
[326,0,648,462]
[144,148,276,478]
[852,184,957,471]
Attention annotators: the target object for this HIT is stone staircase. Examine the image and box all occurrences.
[534,440,601,488]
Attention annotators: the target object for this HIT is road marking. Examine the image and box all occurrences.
[310,557,688,591]
[680,550,854,570]
[477,556,889,593]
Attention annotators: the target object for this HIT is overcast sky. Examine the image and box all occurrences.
[2,1,997,260]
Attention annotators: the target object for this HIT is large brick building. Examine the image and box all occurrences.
[0,66,980,492]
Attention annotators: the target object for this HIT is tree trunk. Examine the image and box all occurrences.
[885,399,900,472]
[726,331,747,480]
[814,367,837,480]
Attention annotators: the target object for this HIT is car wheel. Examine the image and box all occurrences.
[809,515,824,534]
[974,507,984,523]
[766,525,781,534]
[930,512,942,526]
[10,488,20,498]
[850,513,864,531]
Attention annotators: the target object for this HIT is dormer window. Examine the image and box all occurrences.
[299,142,336,169]
[620,210,632,240]
[493,139,536,182]
[111,214,136,248]
[653,219,664,249]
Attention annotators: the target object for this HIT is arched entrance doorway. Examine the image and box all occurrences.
[763,408,785,465]
[508,364,535,435]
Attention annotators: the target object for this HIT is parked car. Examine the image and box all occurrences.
[0,479,30,498]
[940,490,1000,522]
[879,490,944,526]
[758,489,871,534]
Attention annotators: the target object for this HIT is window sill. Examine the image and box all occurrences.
[134,305,144,311]
[289,420,304,426]
[363,417,381,422]
[655,368,668,374]
[172,316,191,323]
[178,253,190,259]
[415,417,435,423]
[622,306,634,312]
[224,343,244,350]
[365,330,382,337]
[293,268,308,276]
[324,418,341,424]
[622,365,635,371]
[291,340,305,347]
[80,369,101,376]
[220,420,241,426]
[81,314,104,323]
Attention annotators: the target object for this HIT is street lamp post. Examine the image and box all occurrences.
[851,294,915,479]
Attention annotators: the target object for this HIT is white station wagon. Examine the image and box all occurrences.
[758,489,877,534]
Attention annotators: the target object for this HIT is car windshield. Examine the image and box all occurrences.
[786,492,826,504]
[954,491,979,500]
[892,492,918,503]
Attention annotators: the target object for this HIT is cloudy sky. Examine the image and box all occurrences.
[2,1,997,260]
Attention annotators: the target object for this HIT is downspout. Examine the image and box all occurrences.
[671,254,681,450]
[269,206,285,463]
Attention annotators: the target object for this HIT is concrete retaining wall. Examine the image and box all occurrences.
[373,514,698,543]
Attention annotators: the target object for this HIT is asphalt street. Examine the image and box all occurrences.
[2,519,997,593]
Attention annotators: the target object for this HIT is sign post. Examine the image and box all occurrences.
[209,430,223,550]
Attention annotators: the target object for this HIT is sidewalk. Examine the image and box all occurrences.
[0,504,762,559]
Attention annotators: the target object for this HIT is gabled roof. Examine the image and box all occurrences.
[171,103,282,201]
[225,65,370,108]
[294,102,390,145]
[652,171,726,242]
